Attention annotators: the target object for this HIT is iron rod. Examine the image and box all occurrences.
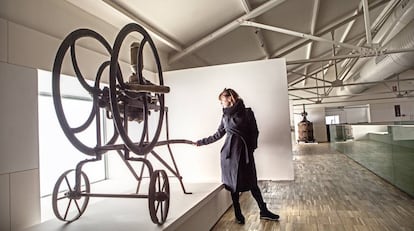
[242,21,363,51]
[83,193,148,199]
[286,48,414,65]
[288,78,414,91]
[293,95,414,106]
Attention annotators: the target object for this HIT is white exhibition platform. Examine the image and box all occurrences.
[23,182,231,231]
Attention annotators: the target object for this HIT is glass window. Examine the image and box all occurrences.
[38,70,106,197]
[326,115,339,124]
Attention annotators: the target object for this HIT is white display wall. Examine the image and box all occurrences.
[0,62,40,231]
[162,58,294,182]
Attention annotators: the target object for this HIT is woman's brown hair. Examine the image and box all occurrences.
[218,88,240,104]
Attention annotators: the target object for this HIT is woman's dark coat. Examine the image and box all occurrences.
[197,99,259,193]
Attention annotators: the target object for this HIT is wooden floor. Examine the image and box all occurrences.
[211,143,414,231]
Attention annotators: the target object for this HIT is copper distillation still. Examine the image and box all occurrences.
[297,104,315,143]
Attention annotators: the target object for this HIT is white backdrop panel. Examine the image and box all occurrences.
[163,58,294,183]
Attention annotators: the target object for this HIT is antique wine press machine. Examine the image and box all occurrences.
[51,23,193,225]
[297,104,315,143]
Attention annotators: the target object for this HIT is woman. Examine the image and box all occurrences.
[195,88,279,224]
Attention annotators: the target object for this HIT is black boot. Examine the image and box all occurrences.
[259,203,279,221]
[251,187,280,221]
[231,192,245,224]
[233,202,245,224]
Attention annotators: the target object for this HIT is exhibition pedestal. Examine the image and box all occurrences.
[23,182,231,231]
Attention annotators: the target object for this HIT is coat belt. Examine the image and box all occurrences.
[226,128,250,164]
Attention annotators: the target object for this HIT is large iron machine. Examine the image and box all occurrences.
[51,23,193,225]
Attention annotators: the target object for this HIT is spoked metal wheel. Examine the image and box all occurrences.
[52,170,91,222]
[109,23,167,156]
[148,170,170,225]
[52,29,112,155]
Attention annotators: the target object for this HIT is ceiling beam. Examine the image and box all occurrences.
[271,0,388,58]
[240,0,271,58]
[290,89,414,100]
[286,47,414,65]
[310,0,320,44]
[288,32,365,77]
[168,0,287,64]
[289,71,332,84]
[289,59,339,85]
[361,0,373,45]
[288,0,393,89]
[372,0,401,45]
[102,0,183,51]
[292,95,414,106]
[241,21,365,51]
[288,93,319,103]
[304,0,320,84]
[289,34,365,82]
[288,77,414,91]
[338,2,364,68]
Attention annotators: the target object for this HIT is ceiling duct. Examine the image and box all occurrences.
[374,0,414,45]
[337,0,414,95]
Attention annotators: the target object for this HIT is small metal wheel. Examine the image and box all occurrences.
[109,23,166,156]
[148,170,170,225]
[52,169,90,222]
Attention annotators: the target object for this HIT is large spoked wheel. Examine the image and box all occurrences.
[52,170,91,222]
[52,29,112,155]
[148,170,170,225]
[109,23,166,156]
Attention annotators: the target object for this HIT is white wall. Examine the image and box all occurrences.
[162,59,294,182]
[369,101,414,122]
[0,0,164,229]
[0,62,40,231]
[347,107,369,123]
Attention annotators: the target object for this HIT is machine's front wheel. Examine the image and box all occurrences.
[109,23,166,156]
[148,170,170,225]
[52,169,90,222]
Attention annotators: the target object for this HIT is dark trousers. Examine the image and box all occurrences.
[231,184,266,212]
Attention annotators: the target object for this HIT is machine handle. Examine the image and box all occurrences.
[126,84,170,94]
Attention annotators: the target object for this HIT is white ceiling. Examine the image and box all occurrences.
[66,0,414,107]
